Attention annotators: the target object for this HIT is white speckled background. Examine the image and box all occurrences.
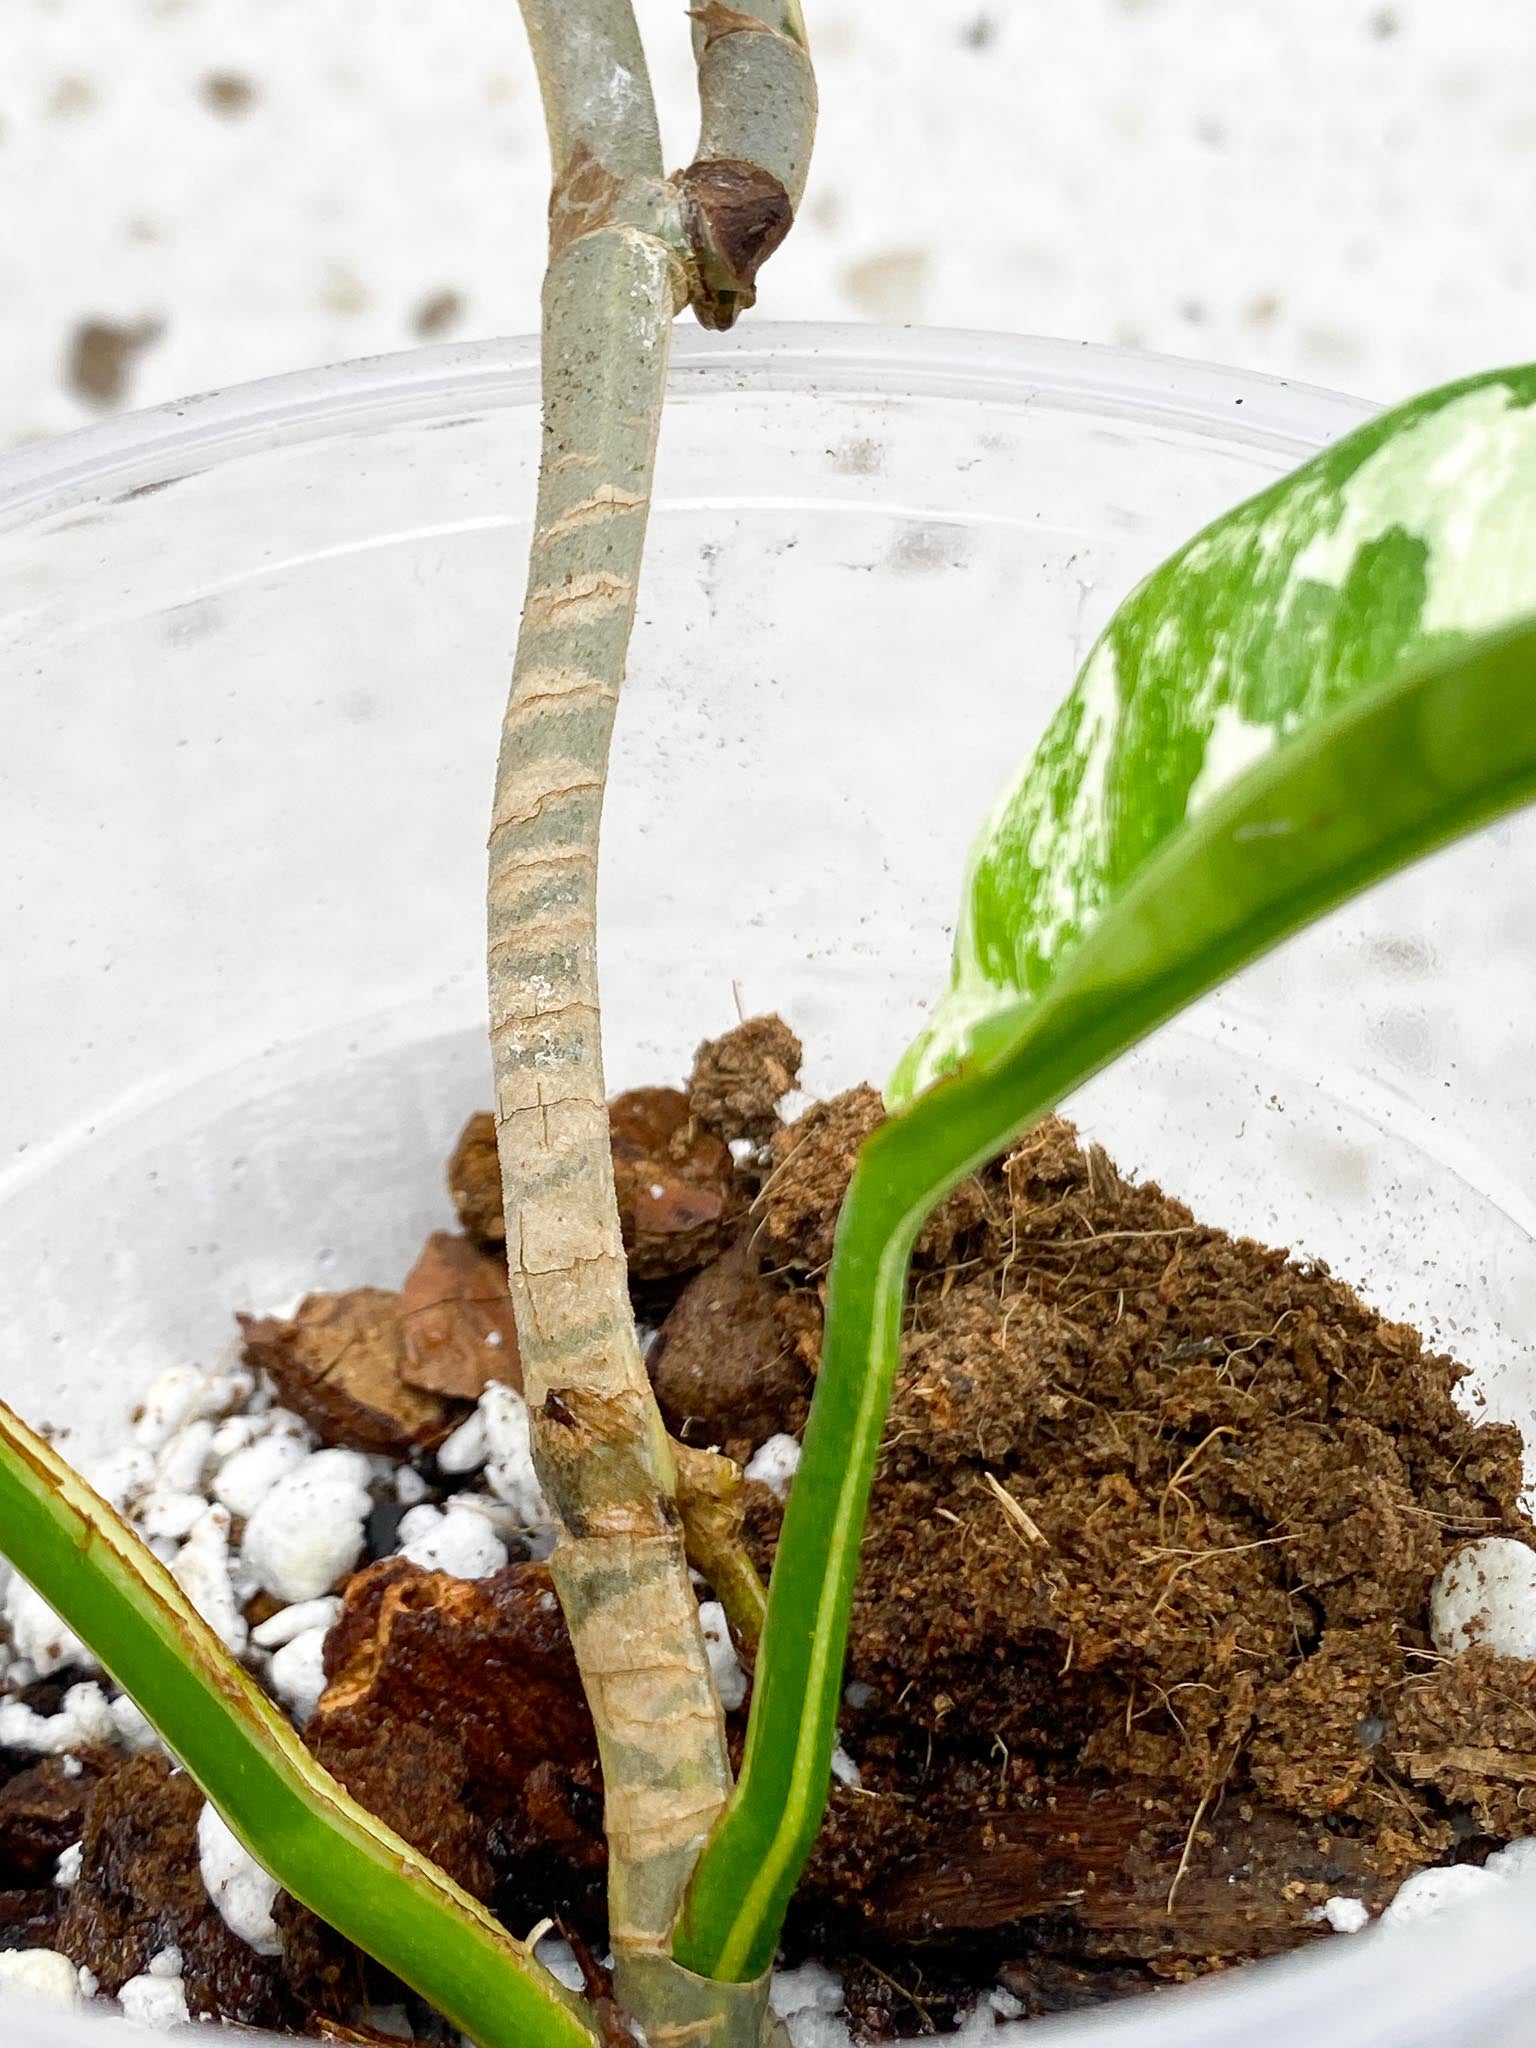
[4,0,1535,443]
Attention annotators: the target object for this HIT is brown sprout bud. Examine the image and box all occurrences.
[678,157,794,330]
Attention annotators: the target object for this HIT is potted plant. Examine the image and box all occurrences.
[2,3,1536,2044]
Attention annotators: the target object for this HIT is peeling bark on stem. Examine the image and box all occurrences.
[500,5,816,2035]
[497,0,734,1996]
[491,232,730,1942]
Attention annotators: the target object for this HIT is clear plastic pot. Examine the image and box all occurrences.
[1,326,1533,2046]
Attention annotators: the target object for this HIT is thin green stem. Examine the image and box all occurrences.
[0,1402,595,2048]
[671,1093,983,1981]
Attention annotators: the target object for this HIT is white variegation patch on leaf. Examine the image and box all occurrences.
[892,365,1536,1106]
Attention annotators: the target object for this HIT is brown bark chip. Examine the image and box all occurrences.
[313,1558,597,1817]
[308,1721,492,1899]
[856,1783,1393,1960]
[450,1084,753,1282]
[609,1086,745,1279]
[240,1289,453,1453]
[281,1560,604,2009]
[447,1112,506,1246]
[398,1232,522,1401]
[1391,1643,1536,1836]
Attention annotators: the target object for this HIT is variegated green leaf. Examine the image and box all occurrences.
[894,363,1536,1102]
[680,364,1536,1988]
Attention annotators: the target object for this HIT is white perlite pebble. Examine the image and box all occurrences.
[77,1966,99,1999]
[435,1407,488,1476]
[359,2008,415,2040]
[394,1465,430,1506]
[0,1947,82,2008]
[118,1968,190,2030]
[197,1803,282,1955]
[397,1501,508,1579]
[772,1962,845,2017]
[1487,1836,1536,1884]
[746,1433,801,1501]
[0,1681,116,1755]
[133,1366,208,1451]
[213,1427,312,1520]
[251,1596,341,1651]
[155,1417,216,1495]
[210,1413,263,1460]
[54,1841,82,1888]
[138,1488,210,1544]
[4,1576,96,1679]
[203,1367,257,1417]
[229,1554,262,1609]
[1382,1861,1500,1925]
[81,1445,156,1512]
[699,1602,747,1711]
[534,1935,587,1994]
[771,1960,847,2048]
[951,1988,1028,2040]
[241,1448,372,1602]
[147,1946,184,1979]
[172,1504,247,1656]
[267,1627,331,1723]
[481,1383,551,1527]
[1430,1538,1536,1659]
[111,1694,162,1754]
[1320,1895,1370,1933]
[210,1401,304,1460]
[830,1745,862,1791]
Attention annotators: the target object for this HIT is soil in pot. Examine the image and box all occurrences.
[1,1017,1534,2040]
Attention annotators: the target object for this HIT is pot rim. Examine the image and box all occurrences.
[0,322,1374,534]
